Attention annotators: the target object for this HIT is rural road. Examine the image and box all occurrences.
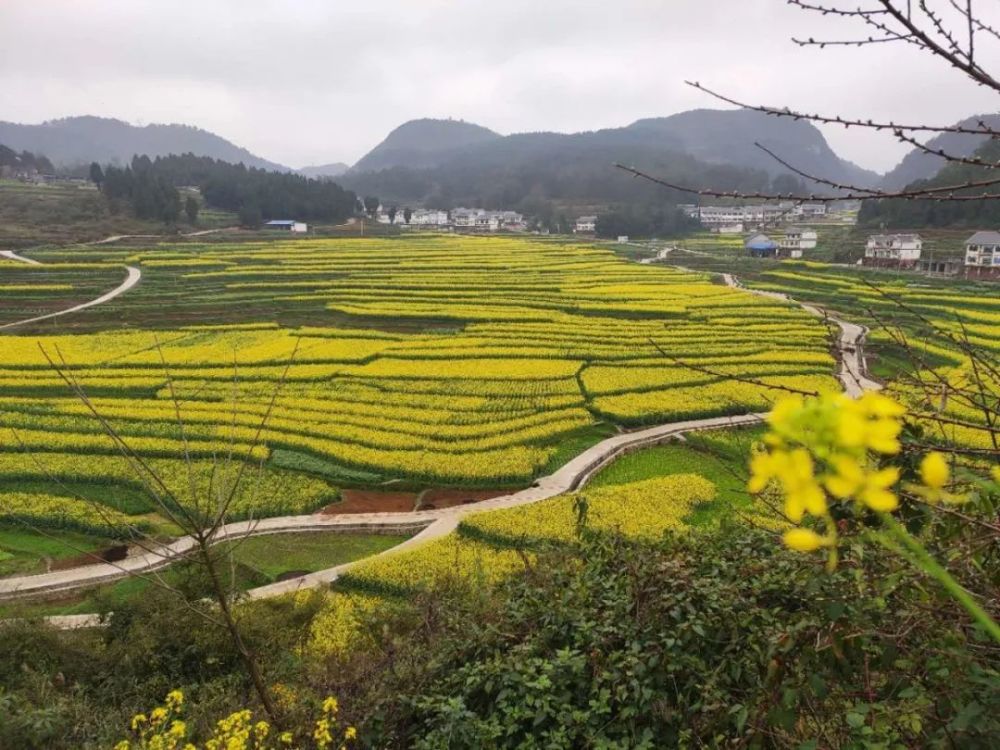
[721,273,881,397]
[0,249,43,266]
[0,265,141,331]
[1,411,765,603]
[3,265,881,627]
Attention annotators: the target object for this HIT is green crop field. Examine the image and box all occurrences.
[0,235,840,540]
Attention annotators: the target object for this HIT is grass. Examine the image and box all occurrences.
[0,180,162,248]
[588,427,762,526]
[0,525,111,577]
[0,531,409,618]
[540,422,621,478]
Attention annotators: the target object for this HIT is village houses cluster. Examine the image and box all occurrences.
[862,232,1000,279]
[375,206,525,231]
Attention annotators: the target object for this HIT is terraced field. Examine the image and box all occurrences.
[0,235,839,540]
[664,248,1000,454]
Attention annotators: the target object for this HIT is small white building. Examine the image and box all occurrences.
[964,230,1000,279]
[780,228,818,257]
[617,235,629,243]
[409,209,450,227]
[574,216,597,233]
[864,233,922,267]
[450,208,525,232]
[264,220,308,233]
[794,203,828,218]
[715,223,744,235]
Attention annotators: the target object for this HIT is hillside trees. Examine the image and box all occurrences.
[95,153,357,225]
[596,205,697,239]
[100,156,181,223]
[184,195,199,225]
[0,144,54,174]
[860,139,1000,227]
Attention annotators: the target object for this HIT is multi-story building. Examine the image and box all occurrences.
[574,216,597,233]
[863,234,923,267]
[780,228,818,258]
[964,231,1000,279]
[694,203,790,229]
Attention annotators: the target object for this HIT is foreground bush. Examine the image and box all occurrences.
[327,525,1000,748]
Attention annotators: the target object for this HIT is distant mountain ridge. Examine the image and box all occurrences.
[880,113,1000,190]
[0,116,291,172]
[350,119,502,173]
[347,111,880,190]
[298,162,350,179]
[339,110,882,209]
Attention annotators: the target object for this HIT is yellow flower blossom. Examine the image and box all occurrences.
[921,452,949,490]
[783,528,828,552]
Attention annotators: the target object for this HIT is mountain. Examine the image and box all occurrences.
[862,136,1000,228]
[298,162,350,179]
[341,109,879,209]
[881,114,1000,190]
[0,116,290,172]
[623,109,879,188]
[350,118,502,172]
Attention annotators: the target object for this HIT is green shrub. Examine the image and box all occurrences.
[335,524,1000,748]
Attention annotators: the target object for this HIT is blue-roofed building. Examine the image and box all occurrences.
[745,233,779,258]
[264,219,308,233]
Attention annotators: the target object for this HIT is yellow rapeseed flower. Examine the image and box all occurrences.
[783,528,828,552]
[921,452,949,490]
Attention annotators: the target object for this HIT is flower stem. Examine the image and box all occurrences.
[877,513,1000,645]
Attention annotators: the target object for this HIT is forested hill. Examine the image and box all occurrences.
[98,154,357,225]
[861,138,1000,227]
[880,114,1000,190]
[0,143,54,174]
[340,109,877,209]
[351,119,501,173]
[0,116,290,172]
[340,133,780,210]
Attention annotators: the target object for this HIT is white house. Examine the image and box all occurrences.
[409,209,450,227]
[696,204,789,229]
[715,223,744,235]
[794,203,828,218]
[263,220,308,233]
[780,228,818,257]
[450,208,524,232]
[964,230,1000,279]
[864,233,922,267]
[574,216,597,233]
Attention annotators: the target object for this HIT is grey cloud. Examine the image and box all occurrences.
[1,0,998,171]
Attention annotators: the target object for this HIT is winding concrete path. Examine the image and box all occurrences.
[4,266,880,627]
[721,273,881,397]
[0,265,141,331]
[0,412,764,603]
[0,249,43,266]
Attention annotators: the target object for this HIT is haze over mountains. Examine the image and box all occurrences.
[879,114,1000,190]
[0,116,291,172]
[1,110,992,204]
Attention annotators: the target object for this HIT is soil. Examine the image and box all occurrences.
[275,569,310,582]
[49,544,129,572]
[319,487,513,515]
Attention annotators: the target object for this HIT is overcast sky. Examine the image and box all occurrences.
[2,0,999,173]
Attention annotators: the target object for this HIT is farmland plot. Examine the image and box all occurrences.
[0,236,838,534]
